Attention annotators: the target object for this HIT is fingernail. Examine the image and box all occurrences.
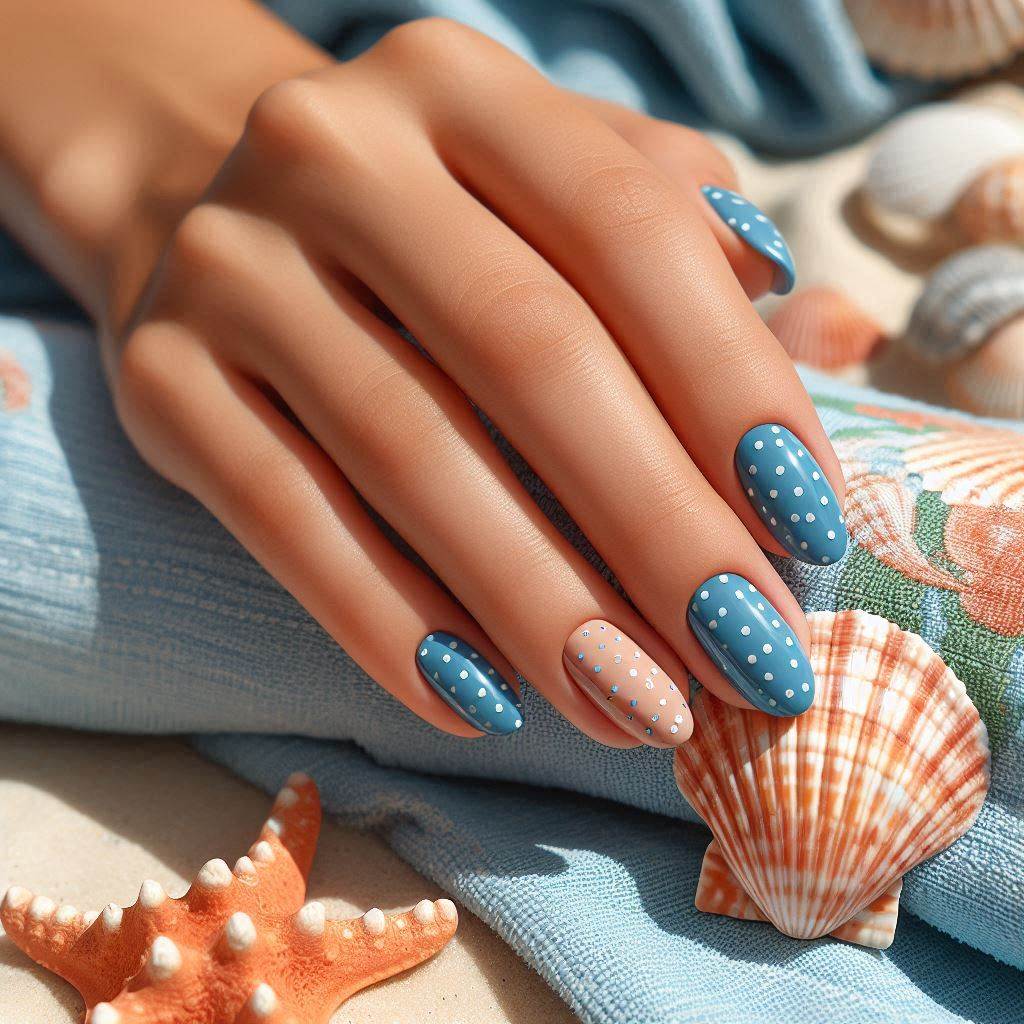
[563,620,693,746]
[416,632,523,736]
[688,573,814,716]
[701,185,795,295]
[736,423,848,566]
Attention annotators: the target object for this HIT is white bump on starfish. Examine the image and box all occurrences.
[29,896,55,921]
[363,908,386,936]
[233,856,257,878]
[413,900,435,925]
[102,903,123,931]
[224,912,257,952]
[55,904,78,925]
[436,899,458,922]
[196,859,232,889]
[148,936,182,980]
[91,1004,120,1024]
[263,818,283,837]
[249,982,278,1017]
[295,901,325,937]
[250,840,275,864]
[286,771,311,788]
[3,886,31,911]
[82,910,99,927]
[275,786,298,808]
[139,880,166,909]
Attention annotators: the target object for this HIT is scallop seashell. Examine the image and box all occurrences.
[954,156,1024,244]
[864,104,1024,222]
[845,0,1024,79]
[902,244,1024,362]
[946,314,1024,418]
[767,286,887,373]
[674,610,990,947]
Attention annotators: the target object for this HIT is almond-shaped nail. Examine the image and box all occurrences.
[688,573,814,716]
[701,185,795,294]
[417,632,523,736]
[563,620,693,746]
[736,423,848,566]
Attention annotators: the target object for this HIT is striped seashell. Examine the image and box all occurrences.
[843,471,963,590]
[767,286,887,372]
[902,245,1024,363]
[904,427,1024,508]
[954,156,1024,244]
[864,104,1024,222]
[674,610,990,947]
[946,315,1024,418]
[845,0,1024,79]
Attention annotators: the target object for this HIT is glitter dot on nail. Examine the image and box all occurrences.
[741,626,751,636]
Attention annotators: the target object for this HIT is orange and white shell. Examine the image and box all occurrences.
[946,315,1024,419]
[674,610,990,948]
[955,156,1024,245]
[767,286,887,377]
[844,0,1024,79]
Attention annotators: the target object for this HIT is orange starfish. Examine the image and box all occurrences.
[1,774,458,1023]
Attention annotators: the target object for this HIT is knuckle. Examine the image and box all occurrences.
[567,162,680,239]
[245,77,336,162]
[375,17,481,62]
[168,203,249,279]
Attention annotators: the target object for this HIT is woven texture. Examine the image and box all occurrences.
[1,316,1023,1022]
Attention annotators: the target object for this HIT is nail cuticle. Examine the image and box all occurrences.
[416,632,523,736]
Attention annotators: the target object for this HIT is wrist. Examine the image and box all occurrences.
[0,0,330,338]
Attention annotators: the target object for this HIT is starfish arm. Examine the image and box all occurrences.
[259,774,321,885]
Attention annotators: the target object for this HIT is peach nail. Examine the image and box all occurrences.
[563,620,693,746]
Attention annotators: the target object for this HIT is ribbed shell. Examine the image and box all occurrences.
[955,156,1024,244]
[902,244,1024,362]
[946,316,1024,418]
[674,610,990,943]
[767,287,887,370]
[864,104,1024,221]
[845,0,1024,79]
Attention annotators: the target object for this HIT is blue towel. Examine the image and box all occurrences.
[1,317,1022,1023]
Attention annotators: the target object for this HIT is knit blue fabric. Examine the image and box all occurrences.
[1,317,1022,1023]
[0,0,930,316]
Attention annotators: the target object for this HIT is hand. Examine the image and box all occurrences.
[10,15,849,746]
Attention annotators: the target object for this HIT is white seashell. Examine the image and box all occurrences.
[845,0,1024,79]
[954,156,1024,244]
[767,286,887,373]
[946,314,1024,418]
[864,104,1024,222]
[902,245,1024,362]
[674,610,990,947]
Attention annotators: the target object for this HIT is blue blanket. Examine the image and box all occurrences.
[1,317,1022,1022]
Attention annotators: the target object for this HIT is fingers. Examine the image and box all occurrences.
[116,320,521,740]
[418,59,846,569]
[174,210,692,747]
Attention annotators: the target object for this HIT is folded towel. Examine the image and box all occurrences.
[1,316,1022,1023]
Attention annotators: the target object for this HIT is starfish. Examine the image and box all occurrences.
[1,773,458,1023]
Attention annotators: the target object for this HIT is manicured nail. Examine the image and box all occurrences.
[736,423,848,566]
[688,573,814,716]
[701,185,795,294]
[563,620,693,746]
[416,632,523,736]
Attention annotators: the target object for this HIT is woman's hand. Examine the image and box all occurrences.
[1,11,848,746]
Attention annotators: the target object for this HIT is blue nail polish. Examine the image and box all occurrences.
[416,632,523,736]
[736,423,848,566]
[701,185,795,295]
[688,573,814,716]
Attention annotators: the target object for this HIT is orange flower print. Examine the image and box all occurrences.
[945,504,1024,636]
[0,349,30,412]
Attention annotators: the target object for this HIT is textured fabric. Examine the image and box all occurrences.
[0,0,931,316]
[1,316,1023,1023]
